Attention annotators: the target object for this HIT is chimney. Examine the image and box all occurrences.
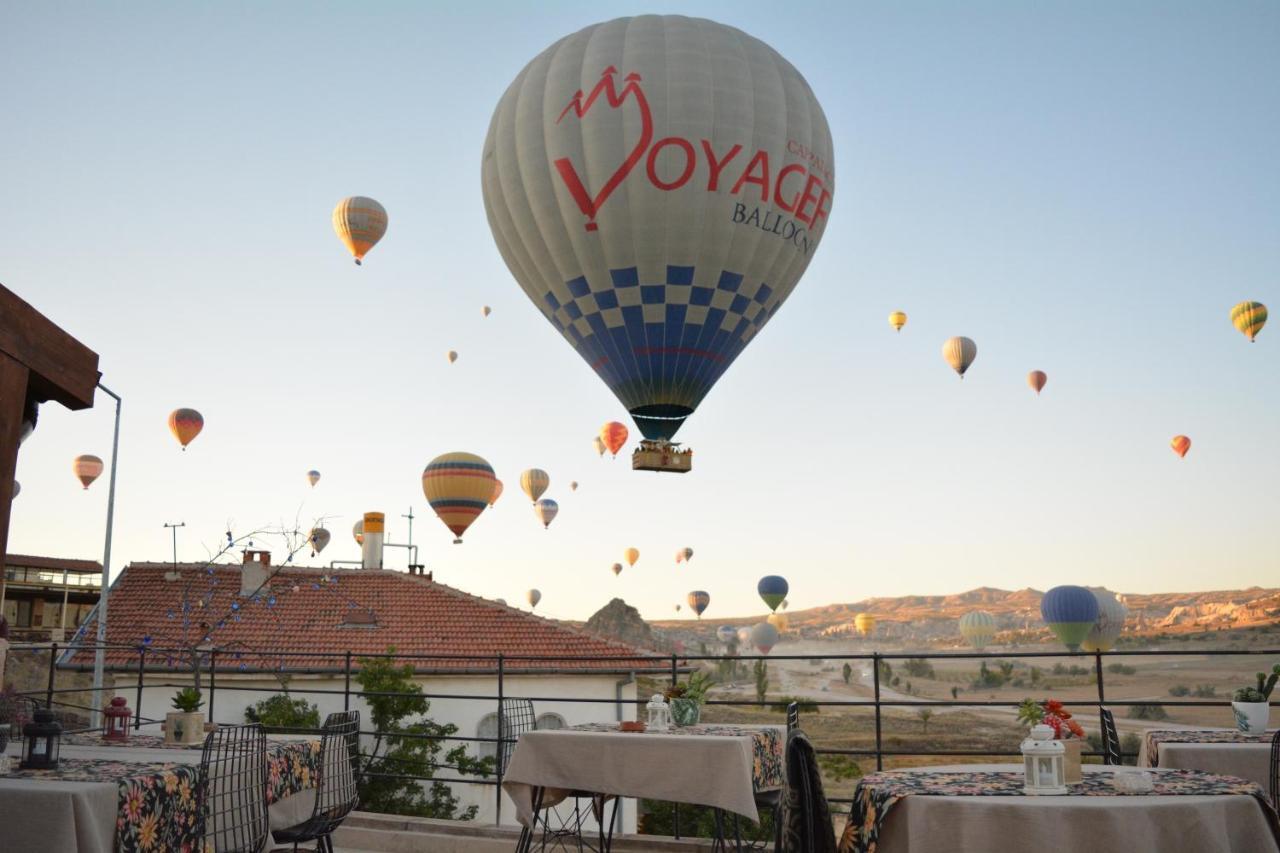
[361,512,384,569]
[242,549,270,596]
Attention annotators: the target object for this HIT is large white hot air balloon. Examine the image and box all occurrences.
[482,16,834,444]
[958,610,997,650]
[1082,589,1128,653]
[526,589,542,609]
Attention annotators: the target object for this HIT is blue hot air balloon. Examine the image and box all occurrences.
[687,590,711,619]
[757,576,789,612]
[1040,585,1100,651]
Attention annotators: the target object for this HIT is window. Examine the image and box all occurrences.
[536,712,566,730]
[476,712,499,761]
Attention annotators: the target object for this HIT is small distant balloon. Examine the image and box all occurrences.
[682,547,694,563]
[526,588,541,609]
[534,498,558,529]
[1170,435,1191,459]
[674,550,684,564]
[888,311,907,333]
[73,454,104,489]
[482,305,492,318]
[675,604,682,613]
[309,527,331,556]
[520,469,550,503]
[599,421,629,457]
[352,520,364,546]
[736,626,753,645]
[307,470,321,488]
[611,562,623,577]
[11,481,20,498]
[1230,301,1267,342]
[489,479,504,507]
[332,196,387,265]
[781,599,789,611]
[716,626,737,644]
[624,547,640,567]
[447,350,458,364]
[168,408,204,450]
[751,622,780,655]
[592,436,606,457]
[569,481,578,492]
[942,337,977,378]
[1027,370,1047,395]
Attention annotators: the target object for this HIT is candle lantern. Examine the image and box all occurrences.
[103,696,132,742]
[645,693,672,732]
[1021,723,1066,794]
[21,707,62,770]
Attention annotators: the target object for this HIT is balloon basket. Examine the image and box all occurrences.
[632,440,692,473]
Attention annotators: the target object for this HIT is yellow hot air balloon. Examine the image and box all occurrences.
[489,479,504,507]
[767,612,789,633]
[942,337,977,378]
[624,547,640,568]
[168,408,204,450]
[332,196,388,265]
[854,612,877,637]
[73,454,104,489]
[592,436,606,457]
[422,452,498,543]
[1170,435,1191,458]
[888,311,907,333]
[447,350,458,364]
[1230,301,1267,342]
[1028,370,1047,395]
[520,469,550,503]
[482,305,492,318]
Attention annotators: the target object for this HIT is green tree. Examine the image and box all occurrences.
[356,648,491,818]
[916,707,934,735]
[244,693,320,731]
[842,662,853,685]
[754,659,769,706]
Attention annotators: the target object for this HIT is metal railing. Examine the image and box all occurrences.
[7,641,1277,834]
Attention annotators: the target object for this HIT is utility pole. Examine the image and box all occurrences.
[163,521,185,570]
[401,507,415,553]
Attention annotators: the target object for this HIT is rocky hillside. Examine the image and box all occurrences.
[582,597,659,649]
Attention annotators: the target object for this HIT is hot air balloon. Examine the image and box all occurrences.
[681,547,694,563]
[482,305,492,318]
[674,549,684,564]
[942,337,977,378]
[168,408,204,450]
[781,600,789,611]
[767,612,789,633]
[1040,585,1100,651]
[854,613,877,637]
[611,562,623,577]
[308,527,331,556]
[482,16,835,446]
[534,498,559,529]
[592,437,606,457]
[716,626,737,644]
[736,626,753,645]
[73,454,103,489]
[307,470,321,488]
[352,520,364,546]
[10,481,19,499]
[757,576,789,612]
[888,311,907,333]
[332,196,387,265]
[569,481,578,492]
[447,350,458,364]
[520,469,549,503]
[1081,589,1128,653]
[687,590,710,618]
[1171,435,1191,458]
[599,422,629,458]
[1028,370,1047,395]
[422,452,498,543]
[958,610,997,650]
[526,589,542,609]
[1230,301,1267,342]
[675,604,682,613]
[750,622,780,655]
[489,479,504,507]
[624,547,640,568]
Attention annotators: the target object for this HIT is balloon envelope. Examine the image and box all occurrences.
[352,520,364,545]
[168,408,204,449]
[482,16,835,441]
[1081,589,1128,653]
[599,422,629,457]
[854,613,876,637]
[307,470,321,488]
[716,626,737,643]
[942,337,977,378]
[750,622,780,655]
[309,527,331,555]
[958,610,997,649]
[1040,585,1100,651]
[687,590,710,617]
[768,612,789,632]
[736,626,752,645]
[489,479,504,507]
[888,311,907,332]
[11,481,18,498]
[757,576,789,612]
[520,469,550,503]
[570,481,578,491]
[592,436,606,457]
[73,454,104,489]
[1230,300,1267,342]
[422,452,498,543]
[611,562,623,576]
[1027,370,1047,395]
[624,547,640,567]
[482,305,492,317]
[682,547,694,562]
[534,498,559,528]
[1170,435,1191,458]
[332,196,387,265]
[526,589,542,608]
[447,350,458,364]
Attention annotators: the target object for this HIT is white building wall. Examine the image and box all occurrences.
[129,669,640,829]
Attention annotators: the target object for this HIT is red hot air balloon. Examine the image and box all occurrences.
[599,422,629,458]
[1170,435,1191,458]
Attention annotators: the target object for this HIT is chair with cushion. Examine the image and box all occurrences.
[272,710,361,853]
[199,723,269,853]
[1099,707,1122,766]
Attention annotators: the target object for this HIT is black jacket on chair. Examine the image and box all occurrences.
[779,729,837,853]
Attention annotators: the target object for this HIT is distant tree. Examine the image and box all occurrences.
[916,707,934,735]
[754,659,769,706]
[1030,667,1042,685]
[878,660,893,681]
[903,658,935,679]
[842,662,853,685]
[950,686,960,700]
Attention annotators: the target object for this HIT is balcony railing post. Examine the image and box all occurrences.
[670,650,681,838]
[46,641,58,709]
[343,651,352,712]
[669,652,678,687]
[1094,649,1106,719]
[135,647,145,730]
[496,653,505,826]
[208,649,217,725]
[872,652,883,772]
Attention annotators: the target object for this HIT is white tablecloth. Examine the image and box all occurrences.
[1138,736,1273,790]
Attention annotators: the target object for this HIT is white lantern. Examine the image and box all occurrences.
[646,694,672,732]
[1021,724,1067,795]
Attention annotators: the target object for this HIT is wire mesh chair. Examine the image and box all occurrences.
[1099,708,1122,766]
[1269,728,1279,812]
[272,710,361,853]
[499,698,536,775]
[199,723,269,853]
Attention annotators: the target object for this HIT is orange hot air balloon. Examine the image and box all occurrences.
[624,547,640,568]
[332,196,388,265]
[489,479,504,507]
[599,422,629,458]
[168,408,204,450]
[1028,370,1047,395]
[1170,435,1191,458]
[73,454,104,489]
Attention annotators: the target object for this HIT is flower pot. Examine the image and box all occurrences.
[670,697,702,727]
[1231,701,1269,734]
[1060,738,1083,783]
[164,711,206,746]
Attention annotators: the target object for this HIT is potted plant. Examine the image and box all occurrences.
[1231,664,1278,734]
[1018,698,1086,783]
[164,687,206,745]
[664,671,714,726]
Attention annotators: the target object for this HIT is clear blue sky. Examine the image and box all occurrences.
[4,1,1277,622]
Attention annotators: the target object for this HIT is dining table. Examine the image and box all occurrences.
[838,763,1280,853]
[0,732,321,853]
[1137,728,1276,790]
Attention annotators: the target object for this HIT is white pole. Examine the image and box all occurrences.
[59,567,69,639]
[91,383,121,729]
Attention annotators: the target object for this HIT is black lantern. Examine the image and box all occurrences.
[21,708,62,770]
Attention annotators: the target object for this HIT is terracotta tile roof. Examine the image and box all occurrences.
[61,562,665,675]
[6,553,103,573]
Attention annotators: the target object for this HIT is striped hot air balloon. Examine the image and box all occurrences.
[73,454,103,490]
[958,610,997,649]
[854,612,877,637]
[942,337,977,378]
[1081,589,1128,653]
[306,470,321,488]
[520,469,550,503]
[168,408,204,450]
[624,547,640,567]
[534,498,559,529]
[1230,301,1267,342]
[751,622,780,655]
[888,311,907,333]
[716,625,737,644]
[687,590,710,618]
[1170,435,1191,459]
[1040,585,1099,651]
[757,576,788,612]
[599,422,629,458]
[332,196,388,265]
[422,452,497,543]
[1028,370,1047,395]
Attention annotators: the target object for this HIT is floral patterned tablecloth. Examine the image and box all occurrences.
[838,768,1280,853]
[1143,729,1277,766]
[568,722,784,791]
[3,739,320,852]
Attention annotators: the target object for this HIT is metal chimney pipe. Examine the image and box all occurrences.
[361,512,385,569]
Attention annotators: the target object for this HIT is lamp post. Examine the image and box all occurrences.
[90,383,121,730]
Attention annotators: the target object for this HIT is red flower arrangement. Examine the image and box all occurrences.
[1017,698,1086,739]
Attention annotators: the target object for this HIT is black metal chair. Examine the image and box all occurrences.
[499,698,536,775]
[272,710,361,853]
[778,727,836,853]
[1269,728,1279,812]
[199,723,269,853]
[1100,707,1122,766]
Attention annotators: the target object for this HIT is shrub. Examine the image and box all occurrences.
[903,658,935,679]
[818,754,863,782]
[1192,684,1217,698]
[1106,663,1136,675]
[770,696,818,714]
[1127,704,1168,721]
[1168,684,1190,697]
[245,694,321,731]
